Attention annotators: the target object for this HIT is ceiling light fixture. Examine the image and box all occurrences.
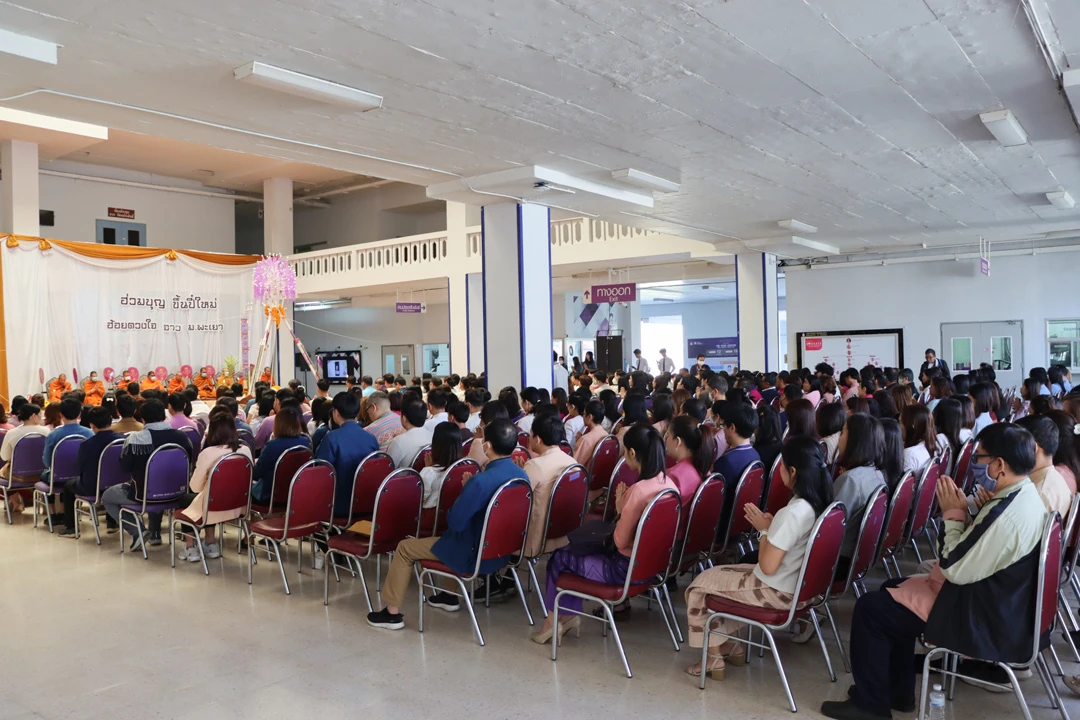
[791,236,839,255]
[533,181,576,194]
[1046,190,1076,209]
[234,61,383,111]
[0,28,57,64]
[979,109,1028,147]
[610,168,681,193]
[778,219,817,234]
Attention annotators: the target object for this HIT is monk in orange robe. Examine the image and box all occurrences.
[48,374,72,403]
[141,371,165,393]
[168,373,186,395]
[259,367,273,384]
[83,372,105,406]
[193,367,215,399]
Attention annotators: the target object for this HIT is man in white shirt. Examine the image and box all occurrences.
[631,349,650,373]
[387,397,434,468]
[360,376,376,398]
[563,395,586,451]
[464,389,484,432]
[657,348,676,375]
[552,351,570,393]
[423,387,451,431]
[185,387,211,416]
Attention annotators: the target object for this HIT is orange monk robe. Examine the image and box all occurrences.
[259,371,272,383]
[193,375,215,399]
[83,380,105,406]
[48,379,71,403]
[141,377,164,393]
[217,375,234,389]
[168,375,186,394]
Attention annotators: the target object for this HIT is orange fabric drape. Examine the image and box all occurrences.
[1,235,260,265]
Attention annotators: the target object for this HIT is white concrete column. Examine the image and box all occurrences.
[1,140,39,236]
[446,201,469,374]
[736,252,780,372]
[466,272,484,374]
[626,299,642,373]
[481,203,553,391]
[262,177,294,256]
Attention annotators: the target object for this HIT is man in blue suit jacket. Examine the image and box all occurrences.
[367,418,528,630]
[316,391,379,518]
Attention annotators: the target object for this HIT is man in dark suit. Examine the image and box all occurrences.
[920,348,951,380]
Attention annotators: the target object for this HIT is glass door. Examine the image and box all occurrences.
[381,345,413,378]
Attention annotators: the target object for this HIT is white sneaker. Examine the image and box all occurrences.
[205,543,221,559]
[185,546,203,563]
[314,552,325,570]
[791,620,816,644]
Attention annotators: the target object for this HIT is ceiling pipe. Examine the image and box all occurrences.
[298,179,396,201]
[39,169,262,202]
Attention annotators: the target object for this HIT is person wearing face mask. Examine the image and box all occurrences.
[82,371,105,406]
[193,366,215,399]
[140,371,164,393]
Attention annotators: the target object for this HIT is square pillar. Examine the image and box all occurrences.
[467,272,484,374]
[262,177,294,383]
[736,252,780,372]
[1,140,39,236]
[481,203,553,391]
[446,201,469,374]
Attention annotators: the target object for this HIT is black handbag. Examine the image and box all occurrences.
[566,519,616,556]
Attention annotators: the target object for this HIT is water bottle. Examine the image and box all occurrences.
[928,683,946,720]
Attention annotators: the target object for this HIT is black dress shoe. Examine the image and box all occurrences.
[848,685,914,713]
[821,699,892,720]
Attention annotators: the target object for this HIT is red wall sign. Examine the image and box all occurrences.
[108,207,136,220]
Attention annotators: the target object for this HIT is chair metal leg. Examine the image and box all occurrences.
[356,556,373,612]
[456,575,485,646]
[196,529,208,576]
[1049,643,1065,677]
[910,538,924,565]
[823,601,850,673]
[1041,652,1072,720]
[999,663,1034,720]
[270,539,290,594]
[923,526,939,560]
[1,487,11,524]
[919,647,948,718]
[170,520,178,568]
[948,652,958,701]
[528,561,548,618]
[1035,655,1060,710]
[1059,609,1080,663]
[508,568,534,626]
[323,549,332,605]
[296,536,303,575]
[551,591,562,663]
[247,530,255,585]
[882,555,894,579]
[1061,589,1080,631]
[602,601,632,677]
[810,608,836,682]
[699,613,715,690]
[652,588,680,651]
[662,582,684,643]
[761,626,796,712]
[418,566,426,633]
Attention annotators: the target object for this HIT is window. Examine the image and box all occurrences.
[950,337,972,372]
[1047,320,1080,371]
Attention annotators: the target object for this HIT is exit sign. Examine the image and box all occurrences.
[108,207,135,220]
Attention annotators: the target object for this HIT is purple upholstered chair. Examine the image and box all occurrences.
[74,438,130,544]
[33,435,86,532]
[118,443,190,560]
[1,434,47,525]
[180,426,202,461]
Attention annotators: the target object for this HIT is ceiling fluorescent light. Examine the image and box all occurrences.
[610,168,681,193]
[791,236,839,255]
[1046,190,1076,210]
[979,109,1028,147]
[234,61,382,111]
[778,219,817,234]
[0,28,57,64]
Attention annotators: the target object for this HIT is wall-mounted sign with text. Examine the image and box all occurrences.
[582,282,637,304]
[396,302,427,314]
[108,207,136,220]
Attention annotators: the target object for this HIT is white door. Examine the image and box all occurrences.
[941,321,1023,390]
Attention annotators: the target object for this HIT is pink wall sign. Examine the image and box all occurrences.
[127,367,139,380]
[180,364,193,378]
[103,367,114,383]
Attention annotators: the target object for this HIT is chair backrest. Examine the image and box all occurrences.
[761,454,791,513]
[791,502,847,611]
[346,451,395,522]
[517,431,529,449]
[461,438,473,455]
[1060,494,1080,588]
[877,471,917,559]
[558,440,573,455]
[368,468,424,548]
[538,463,589,554]
[268,445,314,512]
[194,415,208,435]
[237,429,255,453]
[937,443,953,478]
[907,461,942,540]
[511,446,531,466]
[620,489,682,598]
[839,485,888,592]
[94,438,130,501]
[141,443,190,503]
[302,412,313,424]
[724,461,766,538]
[411,445,432,473]
[466,478,533,577]
[675,474,725,572]
[282,460,336,535]
[180,426,202,458]
[954,439,976,494]
[430,457,480,535]
[602,457,641,522]
[10,433,46,478]
[588,435,621,492]
[1026,513,1063,666]
[202,452,253,520]
[48,435,86,490]
[611,417,625,434]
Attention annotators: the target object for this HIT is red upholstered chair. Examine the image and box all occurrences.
[877,471,917,578]
[1058,494,1080,662]
[823,485,888,673]
[331,451,395,529]
[761,455,791,514]
[521,463,589,617]
[954,439,976,495]
[907,462,942,564]
[551,489,682,677]
[170,453,252,575]
[511,446,531,467]
[698,502,847,712]
[410,445,432,473]
[937,443,953,479]
[417,478,533,646]
[591,457,640,523]
[324,468,423,611]
[919,513,1066,720]
[662,475,725,643]
[246,459,335,595]
[587,435,620,494]
[250,445,312,517]
[557,440,572,455]
[713,461,765,559]
[516,431,530,449]
[460,438,473,456]
[418,457,480,537]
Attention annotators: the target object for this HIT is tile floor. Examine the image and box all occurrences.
[1,513,1076,720]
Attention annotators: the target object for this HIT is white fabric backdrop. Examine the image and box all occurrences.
[3,242,257,395]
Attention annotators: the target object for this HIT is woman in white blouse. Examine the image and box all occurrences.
[684,436,835,680]
[899,404,938,476]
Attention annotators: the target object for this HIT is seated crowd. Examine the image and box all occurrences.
[5,355,1080,717]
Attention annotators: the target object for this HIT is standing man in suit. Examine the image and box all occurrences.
[920,348,951,380]
[657,348,676,375]
[631,349,650,373]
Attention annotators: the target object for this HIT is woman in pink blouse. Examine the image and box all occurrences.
[664,415,718,503]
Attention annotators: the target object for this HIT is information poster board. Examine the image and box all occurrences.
[796,329,904,372]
